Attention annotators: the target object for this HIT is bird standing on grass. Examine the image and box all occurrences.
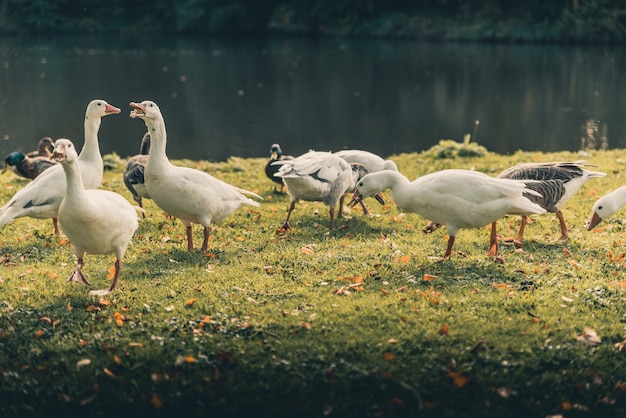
[349,169,546,260]
[3,151,57,179]
[129,100,261,252]
[265,143,293,193]
[272,150,370,230]
[496,161,606,245]
[53,138,139,296]
[123,132,151,215]
[0,99,121,235]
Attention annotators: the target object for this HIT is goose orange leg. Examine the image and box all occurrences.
[555,210,569,242]
[487,221,499,257]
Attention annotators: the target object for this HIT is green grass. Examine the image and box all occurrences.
[2,148,626,418]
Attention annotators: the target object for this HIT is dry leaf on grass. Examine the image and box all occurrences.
[576,326,601,346]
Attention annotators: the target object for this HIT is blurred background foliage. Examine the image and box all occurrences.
[0,0,624,41]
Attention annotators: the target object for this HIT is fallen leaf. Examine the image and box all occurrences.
[151,394,163,409]
[382,352,395,361]
[423,274,438,281]
[76,358,91,369]
[448,371,469,388]
[438,324,449,335]
[186,298,197,306]
[576,326,601,346]
[34,329,44,338]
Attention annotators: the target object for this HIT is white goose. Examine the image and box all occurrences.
[587,186,626,230]
[129,100,261,251]
[349,169,546,259]
[334,149,398,173]
[497,161,605,243]
[272,150,369,230]
[53,138,139,296]
[334,149,398,215]
[0,99,120,234]
[123,131,151,215]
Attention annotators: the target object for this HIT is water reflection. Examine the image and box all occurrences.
[0,35,624,162]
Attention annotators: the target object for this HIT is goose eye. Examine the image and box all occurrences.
[598,205,603,210]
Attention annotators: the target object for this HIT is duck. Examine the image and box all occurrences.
[272,150,370,230]
[264,143,293,192]
[129,100,261,252]
[123,132,151,215]
[586,186,626,230]
[53,138,139,296]
[496,161,606,244]
[334,149,399,215]
[0,99,121,235]
[349,169,546,259]
[26,137,54,158]
[3,151,57,179]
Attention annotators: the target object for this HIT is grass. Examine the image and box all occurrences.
[1,146,626,418]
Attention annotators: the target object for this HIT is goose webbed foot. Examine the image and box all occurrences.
[68,269,90,286]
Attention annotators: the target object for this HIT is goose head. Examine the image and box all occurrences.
[52,139,79,164]
[348,171,386,207]
[587,191,621,230]
[86,99,121,119]
[129,100,161,121]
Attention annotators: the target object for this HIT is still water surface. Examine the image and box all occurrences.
[0,35,624,162]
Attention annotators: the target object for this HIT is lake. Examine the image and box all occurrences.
[0,35,624,162]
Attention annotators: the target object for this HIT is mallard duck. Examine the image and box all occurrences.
[497,161,606,244]
[123,132,151,215]
[53,138,139,296]
[586,186,626,230]
[3,151,57,179]
[349,169,546,259]
[0,99,121,235]
[129,100,261,252]
[26,137,54,158]
[264,143,293,192]
[272,150,369,230]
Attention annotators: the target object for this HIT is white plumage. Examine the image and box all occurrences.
[54,138,139,296]
[334,149,398,173]
[0,99,120,234]
[129,100,261,251]
[350,169,546,259]
[587,186,626,230]
[272,150,369,230]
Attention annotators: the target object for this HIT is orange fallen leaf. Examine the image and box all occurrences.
[563,248,573,257]
[301,322,312,330]
[113,312,125,327]
[567,259,580,270]
[34,329,44,338]
[186,298,197,306]
[103,368,117,379]
[423,274,438,281]
[448,371,469,388]
[382,352,395,361]
[438,324,449,335]
[107,266,116,280]
[151,394,163,409]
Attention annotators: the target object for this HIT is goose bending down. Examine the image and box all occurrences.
[265,143,293,192]
[53,139,139,296]
[496,161,606,244]
[349,169,546,259]
[26,137,54,158]
[129,100,261,252]
[586,186,626,230]
[3,151,57,179]
[334,149,399,215]
[272,150,370,230]
[0,100,120,235]
[123,132,151,215]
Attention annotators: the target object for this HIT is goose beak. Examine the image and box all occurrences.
[348,191,385,208]
[129,102,147,118]
[105,104,121,115]
[373,192,385,205]
[586,212,603,230]
[51,144,67,163]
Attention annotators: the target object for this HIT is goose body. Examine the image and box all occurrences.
[54,139,138,296]
[350,169,546,259]
[265,143,293,192]
[123,132,151,213]
[0,99,120,234]
[497,161,606,243]
[129,100,261,252]
[272,150,369,229]
[334,149,398,173]
[26,137,54,158]
[587,186,626,230]
[3,151,57,179]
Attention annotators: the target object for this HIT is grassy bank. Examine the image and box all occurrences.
[1,144,626,417]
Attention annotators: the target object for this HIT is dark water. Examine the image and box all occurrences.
[0,35,624,162]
